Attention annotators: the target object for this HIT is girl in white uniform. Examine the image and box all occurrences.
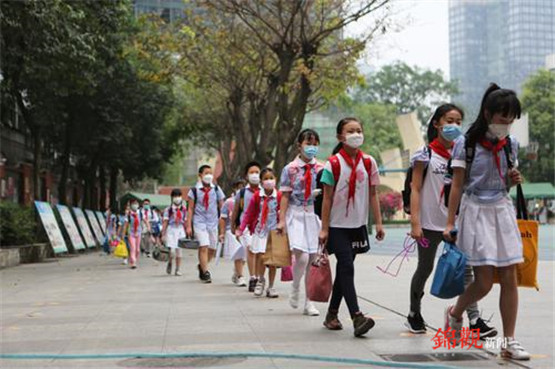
[407,104,497,339]
[162,189,187,276]
[277,129,324,317]
[444,84,529,360]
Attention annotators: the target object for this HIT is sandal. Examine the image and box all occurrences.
[323,311,343,330]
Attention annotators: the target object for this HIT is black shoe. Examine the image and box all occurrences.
[248,278,258,292]
[470,317,497,339]
[201,270,212,284]
[197,264,203,280]
[405,312,427,334]
[353,313,375,337]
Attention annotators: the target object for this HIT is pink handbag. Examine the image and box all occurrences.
[307,253,332,302]
[281,264,294,282]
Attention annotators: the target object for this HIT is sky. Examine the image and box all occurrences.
[348,0,450,77]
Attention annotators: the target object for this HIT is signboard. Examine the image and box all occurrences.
[85,209,104,244]
[73,208,97,248]
[95,211,107,234]
[56,205,85,251]
[34,201,68,254]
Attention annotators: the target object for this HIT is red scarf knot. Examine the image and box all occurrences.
[338,148,363,216]
[480,138,507,180]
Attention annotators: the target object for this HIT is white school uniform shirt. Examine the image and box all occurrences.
[410,146,450,232]
[320,152,380,228]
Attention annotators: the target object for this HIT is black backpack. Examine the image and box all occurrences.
[191,185,224,217]
[443,137,513,208]
[402,146,432,214]
[314,170,324,219]
[234,188,247,227]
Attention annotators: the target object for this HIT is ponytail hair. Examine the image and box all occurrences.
[466,83,521,146]
[426,103,464,143]
[332,117,362,155]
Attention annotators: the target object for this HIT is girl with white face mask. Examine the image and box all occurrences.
[124,200,143,269]
[318,117,385,338]
[406,104,497,338]
[443,84,528,360]
[277,129,324,317]
[231,161,263,292]
[237,168,281,298]
[161,188,187,276]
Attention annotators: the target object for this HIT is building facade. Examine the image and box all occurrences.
[449,0,555,118]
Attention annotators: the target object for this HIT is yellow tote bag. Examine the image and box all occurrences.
[114,240,129,258]
[494,185,539,290]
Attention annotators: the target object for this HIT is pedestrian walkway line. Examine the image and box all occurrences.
[0,351,461,368]
[357,295,533,369]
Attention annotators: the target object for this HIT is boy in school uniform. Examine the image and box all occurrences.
[140,198,158,258]
[186,165,225,283]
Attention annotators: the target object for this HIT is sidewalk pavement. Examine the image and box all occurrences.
[1,249,553,369]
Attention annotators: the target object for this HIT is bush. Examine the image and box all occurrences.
[0,201,37,246]
[379,191,402,221]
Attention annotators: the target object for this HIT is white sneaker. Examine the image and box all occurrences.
[231,274,239,285]
[444,305,463,344]
[501,339,530,361]
[175,270,182,277]
[266,287,279,298]
[122,259,128,265]
[254,280,265,297]
[289,288,300,309]
[303,301,320,316]
[237,276,247,287]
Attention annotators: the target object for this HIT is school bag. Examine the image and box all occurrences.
[401,146,432,214]
[314,154,373,218]
[234,188,248,228]
[430,240,467,299]
[191,185,224,217]
[443,137,513,208]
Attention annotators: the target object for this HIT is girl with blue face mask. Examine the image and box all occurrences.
[406,104,497,340]
[277,129,324,317]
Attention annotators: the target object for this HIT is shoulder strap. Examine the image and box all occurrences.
[239,188,246,210]
[503,138,514,169]
[277,191,282,222]
[363,156,372,186]
[192,187,197,204]
[330,155,341,183]
[464,137,476,180]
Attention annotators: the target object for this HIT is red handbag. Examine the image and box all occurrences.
[307,253,332,302]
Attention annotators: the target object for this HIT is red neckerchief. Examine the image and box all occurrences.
[175,205,183,224]
[480,138,508,180]
[304,163,315,204]
[429,138,452,160]
[201,187,211,210]
[338,148,363,216]
[132,211,139,233]
[143,209,149,221]
[260,196,270,229]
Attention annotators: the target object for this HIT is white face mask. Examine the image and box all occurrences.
[488,123,511,139]
[344,133,364,148]
[262,179,276,190]
[172,197,182,205]
[248,173,260,185]
[202,174,213,185]
[131,203,139,211]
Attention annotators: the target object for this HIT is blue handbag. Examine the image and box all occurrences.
[431,241,467,299]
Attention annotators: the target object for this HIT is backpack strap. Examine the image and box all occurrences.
[362,156,372,186]
[329,155,341,184]
[192,187,197,205]
[277,191,282,223]
[463,137,476,182]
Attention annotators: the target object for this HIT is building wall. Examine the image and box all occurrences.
[449,0,555,120]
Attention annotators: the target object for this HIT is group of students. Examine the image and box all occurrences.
[102,83,529,359]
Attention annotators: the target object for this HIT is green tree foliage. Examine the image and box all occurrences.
[519,69,555,185]
[353,62,458,124]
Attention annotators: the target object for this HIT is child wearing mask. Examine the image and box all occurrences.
[124,198,150,269]
[162,189,187,276]
[444,84,528,360]
[231,161,262,292]
[319,117,385,337]
[238,168,281,298]
[140,198,158,258]
[219,178,247,286]
[406,104,497,339]
[277,129,324,316]
[187,165,225,283]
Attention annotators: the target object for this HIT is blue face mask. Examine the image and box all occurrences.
[441,124,462,142]
[303,145,319,159]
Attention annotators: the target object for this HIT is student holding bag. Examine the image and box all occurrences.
[318,117,385,337]
[443,84,529,360]
[406,104,497,338]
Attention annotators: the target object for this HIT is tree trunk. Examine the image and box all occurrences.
[109,166,118,212]
[99,166,106,211]
[32,127,42,202]
[58,118,74,205]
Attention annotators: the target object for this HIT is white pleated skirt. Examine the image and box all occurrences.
[250,233,268,254]
[166,226,185,249]
[457,194,523,267]
[286,205,321,254]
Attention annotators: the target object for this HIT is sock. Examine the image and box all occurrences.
[469,317,478,325]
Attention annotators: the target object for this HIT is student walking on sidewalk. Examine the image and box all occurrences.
[443,84,529,360]
[318,117,385,337]
[162,189,187,276]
